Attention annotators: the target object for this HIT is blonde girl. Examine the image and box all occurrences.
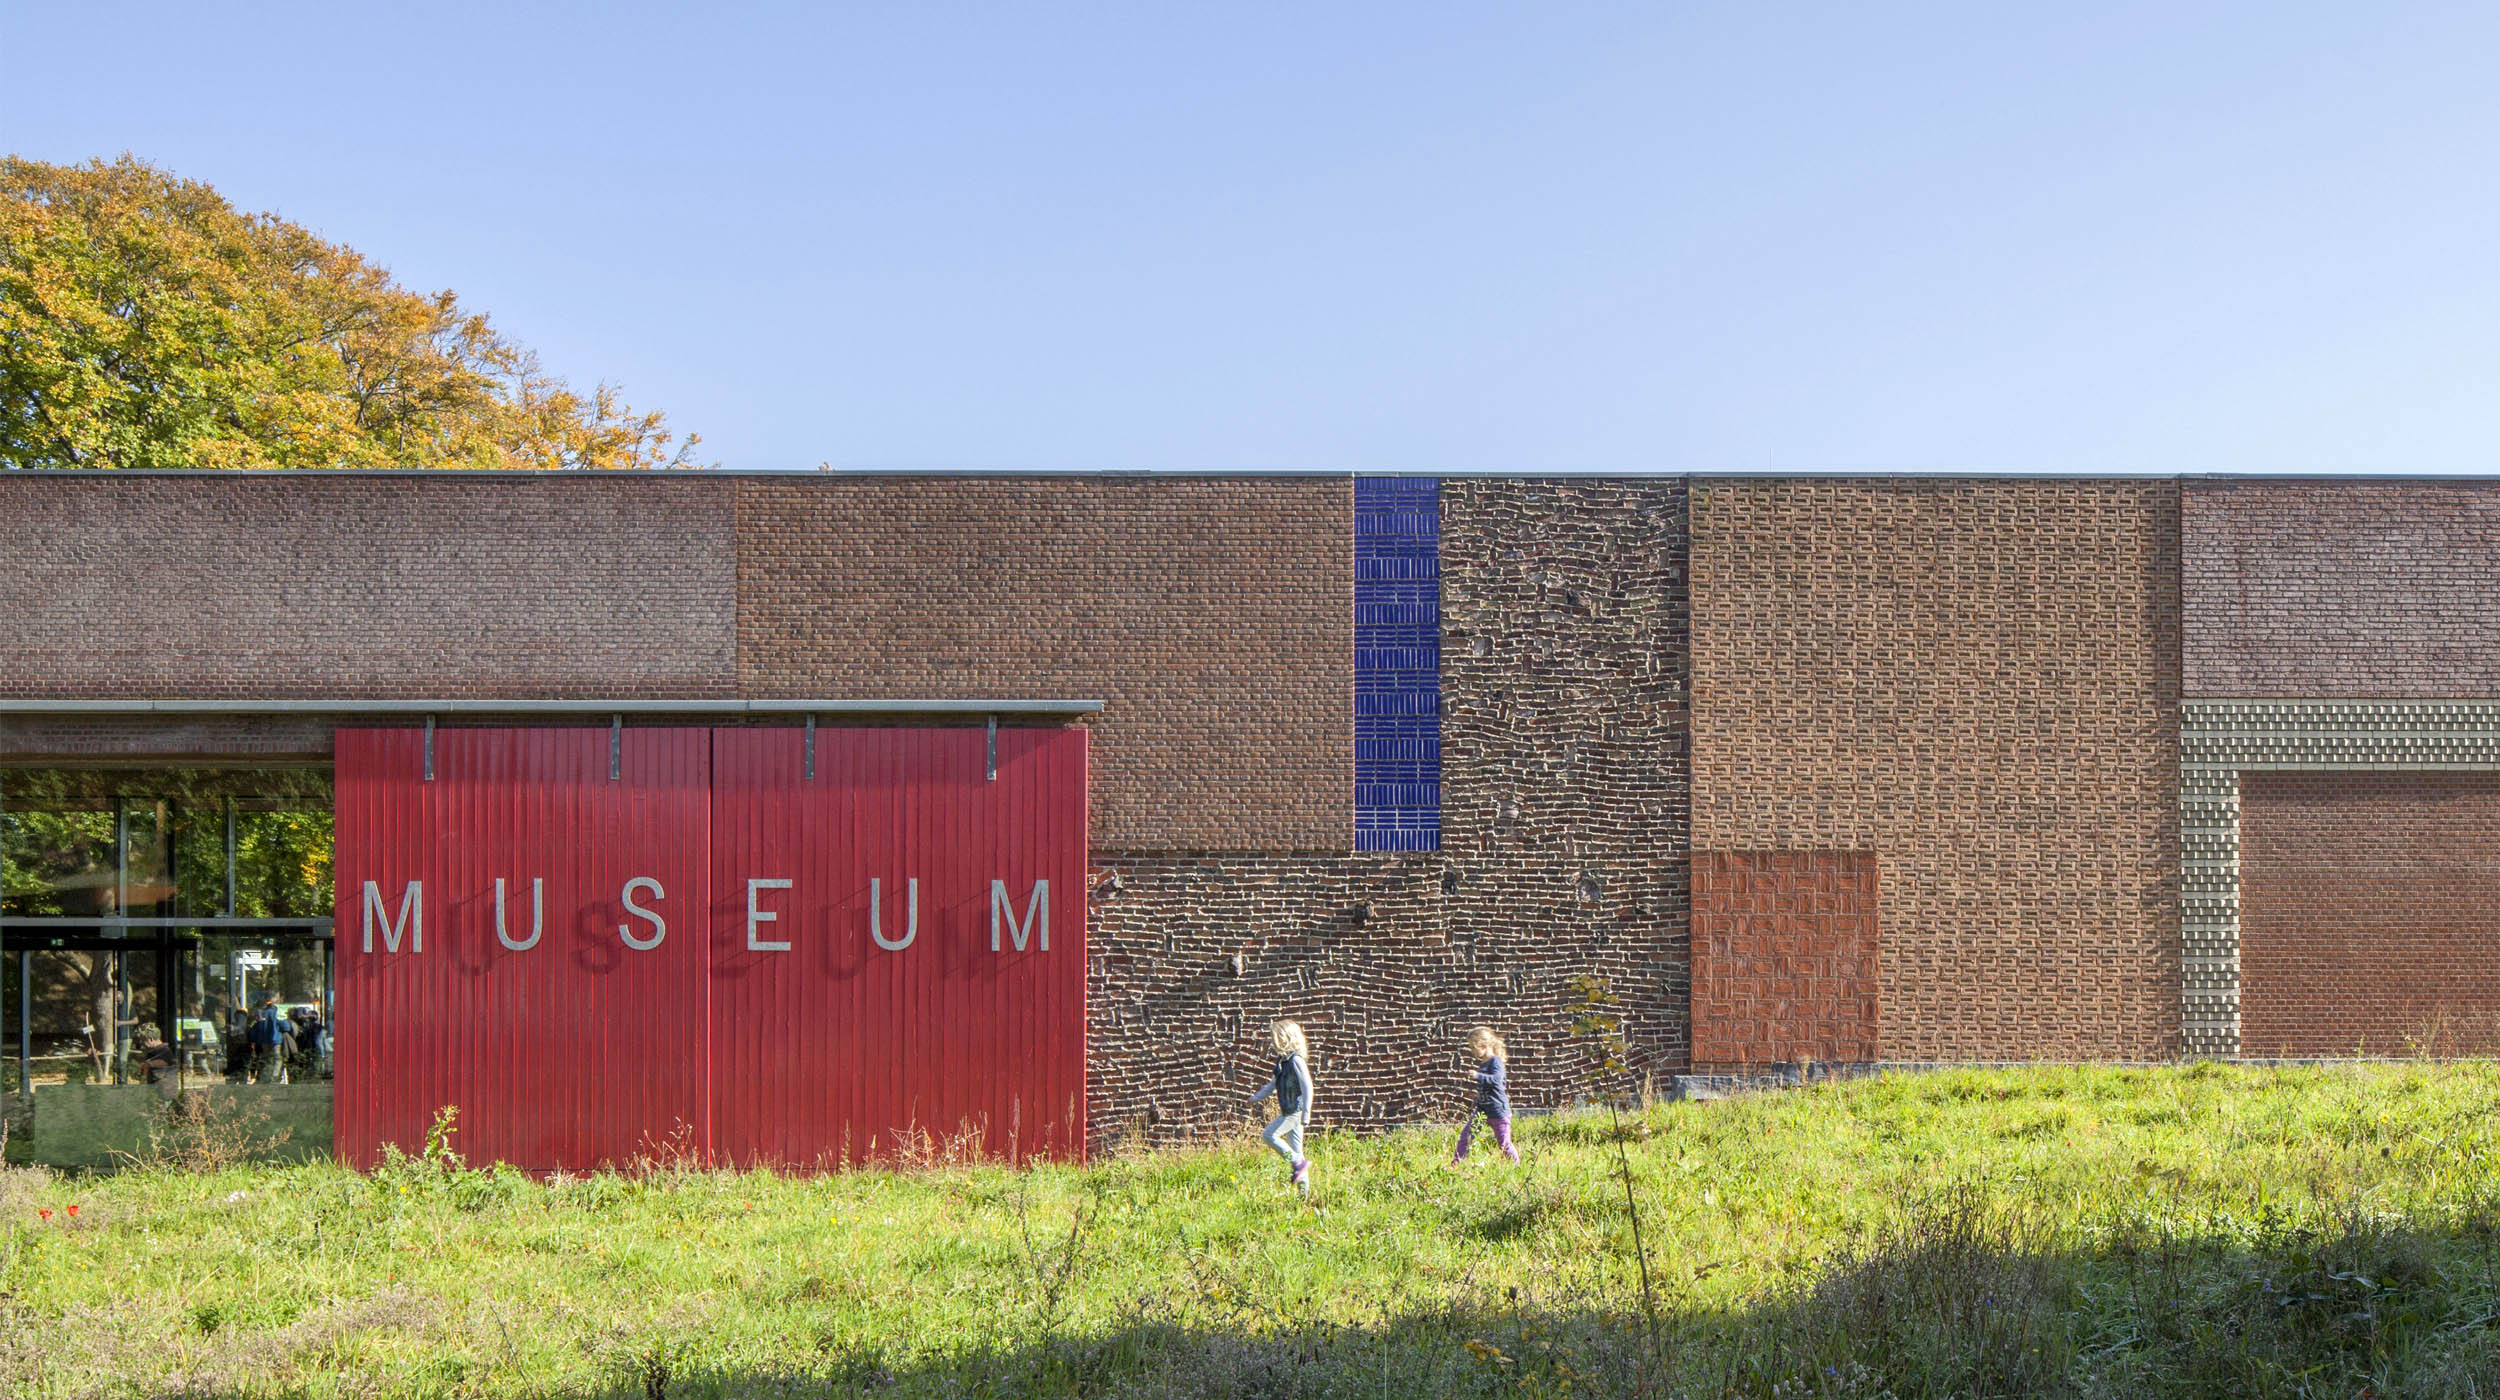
[1453,1026,1519,1164]
[1247,1019,1315,1192]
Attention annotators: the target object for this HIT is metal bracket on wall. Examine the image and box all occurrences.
[804,714,817,782]
[423,715,436,781]
[986,714,998,782]
[609,714,622,781]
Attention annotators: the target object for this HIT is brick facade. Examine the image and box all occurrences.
[733,478,1351,852]
[1691,479,2182,1061]
[0,474,737,699]
[1440,480,1692,1080]
[1084,478,1692,1148]
[2185,480,2500,698]
[0,714,334,762]
[1085,852,1447,1145]
[2239,772,2500,1057]
[1691,851,1879,1069]
[23,467,2500,1126]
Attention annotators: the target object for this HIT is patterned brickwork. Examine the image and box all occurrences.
[1440,480,1692,1080]
[2185,480,2500,698]
[1691,479,2182,1061]
[2178,700,2500,1055]
[1085,851,1452,1147]
[2239,772,2500,1057]
[733,478,1351,852]
[0,474,737,699]
[1692,852,1879,1069]
[1085,478,1692,1148]
[1354,477,1442,851]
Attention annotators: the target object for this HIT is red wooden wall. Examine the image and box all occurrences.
[334,726,1087,1170]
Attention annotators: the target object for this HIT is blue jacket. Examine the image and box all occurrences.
[1256,1051,1312,1118]
[1473,1056,1510,1120]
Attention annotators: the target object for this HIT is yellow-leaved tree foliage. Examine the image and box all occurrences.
[0,155,703,470]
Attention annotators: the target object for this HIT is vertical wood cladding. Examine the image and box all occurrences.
[1439,480,1692,1080]
[733,478,1350,852]
[1692,479,2181,1061]
[2186,480,2500,698]
[0,474,737,699]
[1085,479,1692,1147]
[1692,852,1879,1069]
[2240,772,2500,1057]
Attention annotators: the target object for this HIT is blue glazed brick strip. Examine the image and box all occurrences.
[1353,476,1441,853]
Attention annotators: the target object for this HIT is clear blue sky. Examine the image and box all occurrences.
[7,2,2500,473]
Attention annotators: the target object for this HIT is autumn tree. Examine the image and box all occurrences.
[0,155,703,470]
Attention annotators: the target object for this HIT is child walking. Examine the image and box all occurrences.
[1248,1019,1315,1193]
[1454,1026,1520,1164]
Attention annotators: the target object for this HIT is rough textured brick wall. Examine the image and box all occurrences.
[734,478,1350,852]
[0,474,737,699]
[1692,851,1878,1069]
[1085,852,1451,1146]
[2185,480,2500,698]
[1440,480,1692,1080]
[1692,479,2181,1061]
[1085,478,1691,1148]
[2239,772,2500,1057]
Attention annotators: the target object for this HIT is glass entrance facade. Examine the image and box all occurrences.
[0,768,333,1101]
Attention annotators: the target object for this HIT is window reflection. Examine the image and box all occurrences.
[1,768,332,1091]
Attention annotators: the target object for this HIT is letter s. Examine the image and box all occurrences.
[619,876,666,950]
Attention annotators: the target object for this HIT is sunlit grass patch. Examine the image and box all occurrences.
[5,1061,2500,1397]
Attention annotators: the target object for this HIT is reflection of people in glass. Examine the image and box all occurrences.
[245,995,295,1084]
[135,1025,179,1099]
[287,1007,329,1080]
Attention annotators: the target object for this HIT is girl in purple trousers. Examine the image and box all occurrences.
[1454,1026,1520,1164]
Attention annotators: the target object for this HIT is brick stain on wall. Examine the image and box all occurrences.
[1691,479,2182,1061]
[2240,771,2500,1058]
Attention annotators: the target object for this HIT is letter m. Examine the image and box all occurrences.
[990,879,1049,952]
[362,880,423,954]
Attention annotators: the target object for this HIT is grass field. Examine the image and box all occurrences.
[9,1061,2500,1398]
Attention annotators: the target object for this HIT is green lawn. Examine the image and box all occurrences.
[10,1061,2500,1398]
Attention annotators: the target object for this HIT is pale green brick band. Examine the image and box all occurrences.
[2180,700,2500,1058]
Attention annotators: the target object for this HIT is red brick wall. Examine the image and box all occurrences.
[0,474,737,699]
[1692,479,2181,1061]
[2240,771,2500,1057]
[1692,851,1878,1068]
[734,478,1351,852]
[2185,480,2500,698]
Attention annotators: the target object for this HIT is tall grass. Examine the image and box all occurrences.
[5,1061,2500,1397]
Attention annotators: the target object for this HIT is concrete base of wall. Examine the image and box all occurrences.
[8,1083,332,1169]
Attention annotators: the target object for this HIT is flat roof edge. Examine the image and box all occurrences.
[0,699,1105,715]
[12,468,2500,481]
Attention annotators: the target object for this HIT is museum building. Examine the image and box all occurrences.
[3,470,2496,1169]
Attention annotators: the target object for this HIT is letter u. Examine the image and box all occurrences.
[495,877,544,951]
[870,877,918,951]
